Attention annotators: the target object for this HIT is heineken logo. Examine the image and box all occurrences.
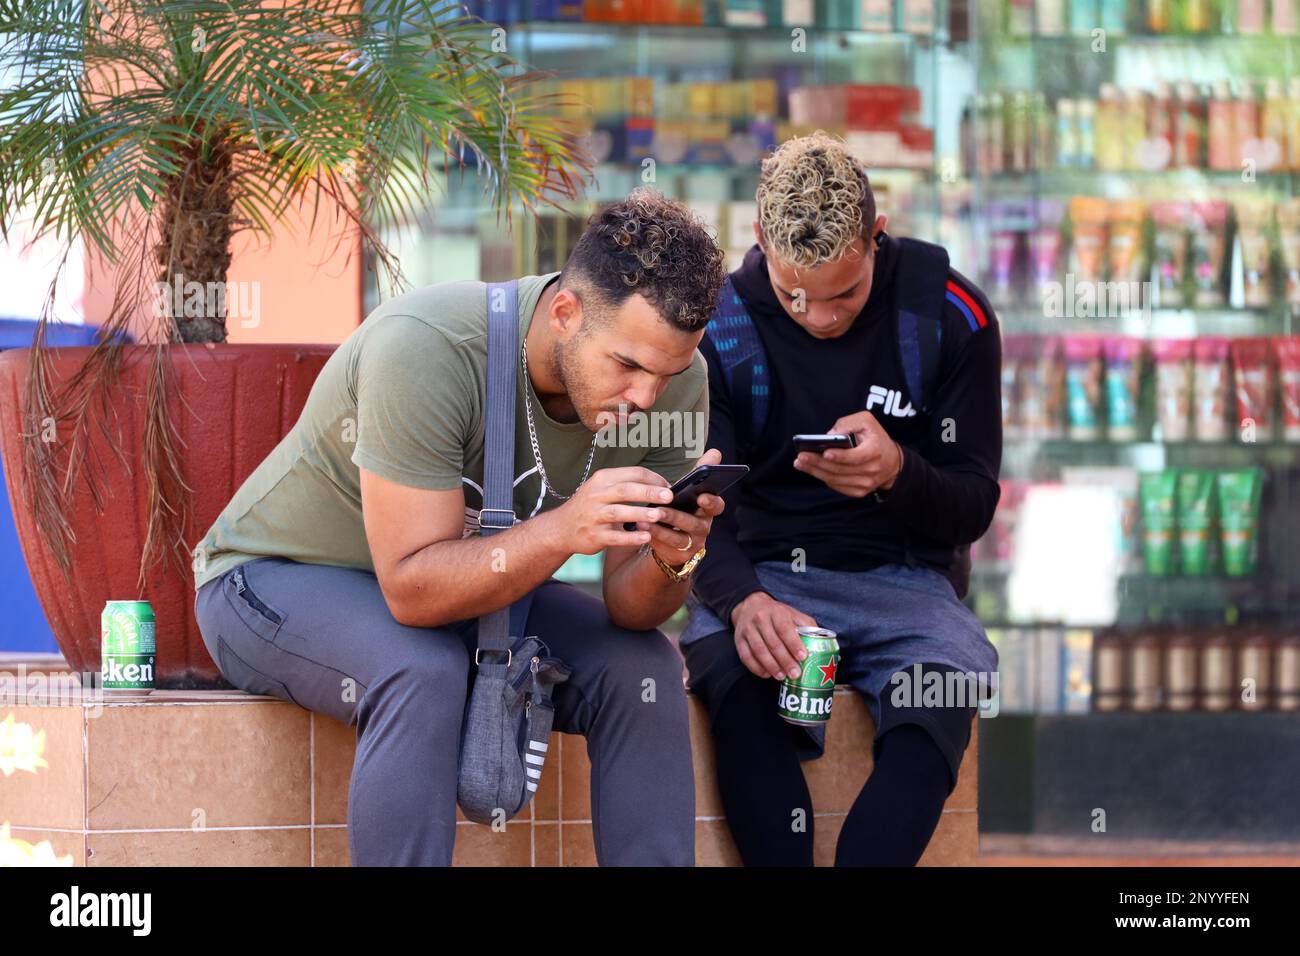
[778,685,833,717]
[103,659,154,685]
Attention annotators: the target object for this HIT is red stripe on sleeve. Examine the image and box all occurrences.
[946,280,987,328]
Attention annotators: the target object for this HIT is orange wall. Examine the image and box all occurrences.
[84,199,362,346]
[224,204,363,346]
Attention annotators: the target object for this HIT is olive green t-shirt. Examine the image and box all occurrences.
[192,273,709,591]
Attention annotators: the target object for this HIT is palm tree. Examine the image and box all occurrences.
[0,0,588,585]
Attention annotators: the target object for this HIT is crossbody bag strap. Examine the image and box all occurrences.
[478,279,522,659]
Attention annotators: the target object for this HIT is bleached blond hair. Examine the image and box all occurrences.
[755,132,875,270]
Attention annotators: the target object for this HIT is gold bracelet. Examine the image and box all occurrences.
[641,542,707,583]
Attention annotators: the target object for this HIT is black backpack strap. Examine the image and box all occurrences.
[890,237,969,589]
[892,236,949,415]
[703,275,769,456]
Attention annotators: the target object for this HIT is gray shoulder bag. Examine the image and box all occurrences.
[457,279,572,825]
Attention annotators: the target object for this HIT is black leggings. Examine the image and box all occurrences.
[706,653,966,867]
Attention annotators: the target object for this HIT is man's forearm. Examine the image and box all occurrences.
[386,509,572,628]
[604,546,693,631]
[885,446,1000,545]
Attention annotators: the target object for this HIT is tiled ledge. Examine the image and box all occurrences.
[2,680,977,866]
[980,834,1300,866]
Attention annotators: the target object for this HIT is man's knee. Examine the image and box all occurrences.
[874,663,979,794]
[368,631,471,717]
[682,628,752,721]
[599,626,686,697]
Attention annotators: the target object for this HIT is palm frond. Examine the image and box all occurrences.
[3,0,591,579]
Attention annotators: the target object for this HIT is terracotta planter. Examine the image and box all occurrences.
[0,344,334,688]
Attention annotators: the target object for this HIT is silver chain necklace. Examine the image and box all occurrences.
[520,338,597,501]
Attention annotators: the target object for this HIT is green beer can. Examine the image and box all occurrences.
[778,626,840,726]
[101,601,157,690]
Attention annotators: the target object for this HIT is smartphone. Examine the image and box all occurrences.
[622,463,750,531]
[793,433,858,454]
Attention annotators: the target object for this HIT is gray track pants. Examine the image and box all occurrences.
[194,556,695,866]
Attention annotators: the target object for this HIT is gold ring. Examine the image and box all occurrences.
[675,533,694,552]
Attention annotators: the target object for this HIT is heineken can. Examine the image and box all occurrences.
[101,601,156,690]
[777,627,840,726]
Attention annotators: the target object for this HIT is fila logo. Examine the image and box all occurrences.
[866,385,915,418]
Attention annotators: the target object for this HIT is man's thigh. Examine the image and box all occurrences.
[195,557,471,724]
[503,579,687,737]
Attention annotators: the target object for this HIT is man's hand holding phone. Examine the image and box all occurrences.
[731,591,818,680]
[793,411,904,498]
[624,448,728,566]
[555,463,679,556]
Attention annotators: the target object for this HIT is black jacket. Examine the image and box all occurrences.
[692,236,1004,627]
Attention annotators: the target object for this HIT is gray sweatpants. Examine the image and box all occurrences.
[193,557,695,866]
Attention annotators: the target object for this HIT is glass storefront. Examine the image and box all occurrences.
[367,0,1300,856]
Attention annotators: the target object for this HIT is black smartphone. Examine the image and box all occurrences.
[793,433,858,454]
[622,463,750,531]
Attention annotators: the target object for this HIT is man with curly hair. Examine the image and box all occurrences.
[682,132,1002,866]
[191,188,728,866]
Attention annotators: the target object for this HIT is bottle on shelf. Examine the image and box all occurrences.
[1146,81,1174,171]
[1123,88,1148,172]
[1278,636,1300,711]
[1234,79,1260,172]
[1183,0,1212,32]
[779,0,816,27]
[1036,0,1067,35]
[900,0,936,34]
[1164,634,1199,712]
[1147,0,1172,32]
[1056,98,1077,170]
[1095,84,1123,172]
[1201,635,1235,711]
[1093,632,1124,712]
[986,91,1006,175]
[1076,98,1096,170]
[1174,81,1205,169]
[1260,78,1288,173]
[1007,0,1033,36]
[859,0,896,32]
[1128,633,1163,712]
[1289,78,1300,171]
[1099,0,1126,34]
[1238,634,1274,712]
[1276,0,1299,34]
[971,94,986,175]
[1236,0,1268,34]
[1207,80,1235,171]
[1070,0,1097,36]
[1033,91,1054,173]
[1008,91,1032,173]
[719,0,767,27]
[964,96,979,178]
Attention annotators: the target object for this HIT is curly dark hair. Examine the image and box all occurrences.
[559,188,727,333]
